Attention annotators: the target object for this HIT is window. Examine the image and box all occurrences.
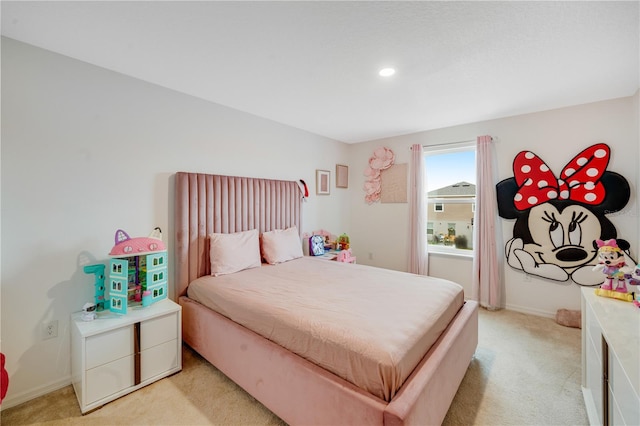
[424,143,476,253]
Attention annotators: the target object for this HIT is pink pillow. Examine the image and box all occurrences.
[209,229,261,276]
[261,226,303,264]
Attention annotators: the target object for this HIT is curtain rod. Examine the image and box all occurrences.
[409,137,493,149]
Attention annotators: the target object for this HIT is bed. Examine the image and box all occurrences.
[175,172,478,425]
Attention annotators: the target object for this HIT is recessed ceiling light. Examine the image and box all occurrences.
[379,68,396,77]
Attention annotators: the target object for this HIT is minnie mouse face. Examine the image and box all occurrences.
[525,203,600,270]
[497,143,633,285]
[597,247,625,267]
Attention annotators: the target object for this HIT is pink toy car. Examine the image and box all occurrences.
[336,249,356,264]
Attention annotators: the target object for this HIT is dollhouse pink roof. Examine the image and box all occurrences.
[109,228,166,256]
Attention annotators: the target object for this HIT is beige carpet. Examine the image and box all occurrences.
[1,308,588,425]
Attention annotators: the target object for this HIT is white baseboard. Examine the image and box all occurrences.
[505,303,556,319]
[1,376,71,411]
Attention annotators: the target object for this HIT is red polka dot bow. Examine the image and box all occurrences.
[513,143,609,211]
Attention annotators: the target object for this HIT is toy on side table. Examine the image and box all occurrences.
[83,263,106,311]
[336,249,356,264]
[592,239,635,303]
[337,233,350,250]
[309,235,326,256]
[82,302,97,321]
[107,227,168,314]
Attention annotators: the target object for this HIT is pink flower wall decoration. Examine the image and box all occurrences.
[364,147,395,204]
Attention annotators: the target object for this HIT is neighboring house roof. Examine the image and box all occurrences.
[428,181,476,197]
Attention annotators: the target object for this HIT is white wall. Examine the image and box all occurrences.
[0,38,351,407]
[349,94,639,317]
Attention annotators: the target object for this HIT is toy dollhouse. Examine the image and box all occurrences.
[107,228,168,314]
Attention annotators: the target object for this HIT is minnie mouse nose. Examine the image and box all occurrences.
[555,247,588,262]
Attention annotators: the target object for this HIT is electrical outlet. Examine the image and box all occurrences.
[42,320,58,340]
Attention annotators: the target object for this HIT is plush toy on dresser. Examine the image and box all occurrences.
[626,262,640,286]
[592,238,636,302]
[626,262,640,307]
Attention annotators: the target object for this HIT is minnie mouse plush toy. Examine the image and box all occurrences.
[593,239,636,302]
[593,239,630,292]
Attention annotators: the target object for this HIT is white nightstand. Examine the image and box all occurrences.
[71,298,182,413]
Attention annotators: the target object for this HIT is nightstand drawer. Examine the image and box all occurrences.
[141,339,179,381]
[141,312,178,350]
[86,327,133,369]
[86,355,134,404]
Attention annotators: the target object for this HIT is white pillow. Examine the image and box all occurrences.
[209,229,261,276]
[261,226,304,264]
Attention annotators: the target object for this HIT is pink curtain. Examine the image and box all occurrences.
[409,144,428,275]
[472,136,502,309]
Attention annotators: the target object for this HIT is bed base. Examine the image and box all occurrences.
[180,296,478,426]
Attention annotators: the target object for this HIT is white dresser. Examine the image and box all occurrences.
[581,287,639,425]
[71,299,182,413]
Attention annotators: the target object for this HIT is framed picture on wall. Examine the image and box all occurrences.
[316,170,330,195]
[336,164,348,188]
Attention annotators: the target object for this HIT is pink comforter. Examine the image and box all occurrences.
[187,257,464,401]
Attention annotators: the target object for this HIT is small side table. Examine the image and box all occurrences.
[71,298,182,413]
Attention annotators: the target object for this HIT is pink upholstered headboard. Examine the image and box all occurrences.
[175,172,302,297]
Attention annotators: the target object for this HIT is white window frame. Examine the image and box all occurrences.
[424,141,476,257]
[434,203,444,212]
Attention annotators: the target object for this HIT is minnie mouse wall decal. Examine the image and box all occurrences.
[496,143,634,286]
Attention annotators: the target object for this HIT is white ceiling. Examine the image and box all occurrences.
[2,1,639,143]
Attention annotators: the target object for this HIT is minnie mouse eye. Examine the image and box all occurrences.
[568,222,581,246]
